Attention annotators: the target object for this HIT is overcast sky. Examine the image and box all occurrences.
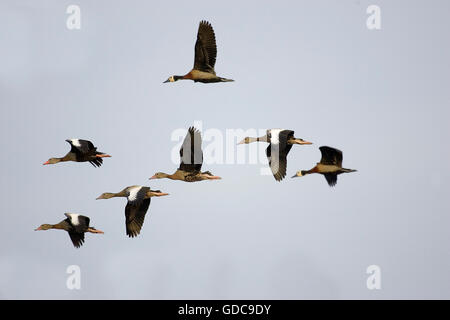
[1,0,449,299]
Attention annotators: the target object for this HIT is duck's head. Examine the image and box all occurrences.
[163,75,182,83]
[35,224,52,231]
[43,158,60,165]
[237,137,251,145]
[149,172,168,180]
[292,171,305,178]
[96,192,115,200]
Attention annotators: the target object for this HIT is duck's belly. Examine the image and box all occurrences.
[190,70,216,79]
[316,164,340,173]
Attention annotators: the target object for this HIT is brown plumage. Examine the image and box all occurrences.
[163,21,233,83]
[149,127,222,182]
[292,146,357,187]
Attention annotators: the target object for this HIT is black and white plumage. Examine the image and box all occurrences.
[43,139,111,167]
[65,139,108,167]
[124,186,152,238]
[64,213,91,248]
[35,213,104,249]
[96,186,169,238]
[265,129,295,182]
[237,128,312,182]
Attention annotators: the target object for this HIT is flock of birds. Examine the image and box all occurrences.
[35,21,357,248]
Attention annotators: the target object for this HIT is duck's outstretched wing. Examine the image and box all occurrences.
[193,20,217,73]
[319,146,343,167]
[65,139,103,167]
[324,173,338,187]
[125,186,151,238]
[179,127,203,173]
[68,231,85,248]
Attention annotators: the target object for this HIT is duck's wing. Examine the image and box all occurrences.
[319,146,343,167]
[64,213,90,233]
[266,144,290,182]
[68,231,85,248]
[265,130,294,181]
[61,217,85,248]
[324,173,338,187]
[179,127,203,173]
[66,139,97,155]
[125,186,151,238]
[193,20,217,73]
[65,139,103,167]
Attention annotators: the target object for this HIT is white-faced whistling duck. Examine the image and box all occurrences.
[43,139,111,167]
[292,146,357,187]
[149,127,222,182]
[96,186,169,238]
[35,213,104,248]
[238,129,312,182]
[163,20,234,84]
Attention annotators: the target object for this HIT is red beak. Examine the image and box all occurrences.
[43,161,50,165]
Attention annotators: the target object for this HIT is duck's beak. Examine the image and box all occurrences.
[163,79,170,83]
[149,175,156,180]
[43,161,50,165]
[298,140,313,145]
[237,139,245,145]
[35,226,42,231]
[291,174,298,178]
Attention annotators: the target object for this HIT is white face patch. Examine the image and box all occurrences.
[127,186,142,202]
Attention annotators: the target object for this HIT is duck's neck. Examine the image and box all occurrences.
[51,222,68,230]
[247,135,268,143]
[302,167,319,175]
[61,153,76,162]
[164,172,179,180]
[109,189,129,198]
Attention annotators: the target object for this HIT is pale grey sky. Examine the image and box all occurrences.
[0,0,449,299]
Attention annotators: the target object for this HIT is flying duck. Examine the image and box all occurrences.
[35,213,104,248]
[238,129,312,181]
[43,139,111,167]
[96,186,169,238]
[150,127,221,182]
[292,146,357,187]
[163,20,234,83]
